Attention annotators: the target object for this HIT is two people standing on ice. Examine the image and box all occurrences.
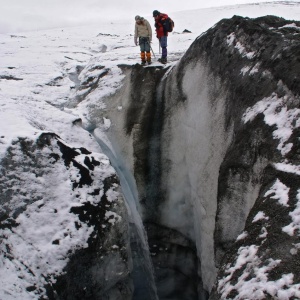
[134,10,169,65]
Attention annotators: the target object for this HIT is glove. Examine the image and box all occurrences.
[134,37,138,46]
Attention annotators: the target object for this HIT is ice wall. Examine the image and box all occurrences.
[99,59,234,294]
[159,59,233,290]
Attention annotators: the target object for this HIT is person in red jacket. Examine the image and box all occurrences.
[153,10,168,64]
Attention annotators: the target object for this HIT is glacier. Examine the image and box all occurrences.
[1,2,300,300]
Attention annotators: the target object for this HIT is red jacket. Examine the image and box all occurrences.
[154,13,169,38]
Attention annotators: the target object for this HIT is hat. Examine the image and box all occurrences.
[135,15,141,21]
[153,10,160,17]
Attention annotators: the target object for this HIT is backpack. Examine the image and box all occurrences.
[164,17,175,32]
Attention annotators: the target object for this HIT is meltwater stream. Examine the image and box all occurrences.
[91,130,158,300]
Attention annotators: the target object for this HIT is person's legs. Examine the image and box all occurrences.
[146,52,151,64]
[140,51,146,64]
[144,40,151,64]
[139,38,146,64]
[160,36,168,63]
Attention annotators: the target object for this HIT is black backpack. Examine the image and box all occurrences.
[164,17,175,32]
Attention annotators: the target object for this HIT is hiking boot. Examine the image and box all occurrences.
[141,60,146,65]
[158,57,167,64]
[147,60,152,65]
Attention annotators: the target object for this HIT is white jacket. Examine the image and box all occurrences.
[134,18,152,43]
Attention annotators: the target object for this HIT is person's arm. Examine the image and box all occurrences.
[160,16,167,35]
[157,21,164,37]
[134,24,138,45]
[146,20,152,42]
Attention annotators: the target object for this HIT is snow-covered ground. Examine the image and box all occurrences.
[1,1,300,299]
[1,2,300,157]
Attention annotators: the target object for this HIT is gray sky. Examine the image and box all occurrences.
[0,0,279,33]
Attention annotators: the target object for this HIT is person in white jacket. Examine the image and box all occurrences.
[134,15,152,65]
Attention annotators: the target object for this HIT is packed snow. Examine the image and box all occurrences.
[1,1,300,299]
[218,247,300,300]
[264,178,290,207]
[243,91,300,156]
[252,211,269,223]
[283,191,300,237]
